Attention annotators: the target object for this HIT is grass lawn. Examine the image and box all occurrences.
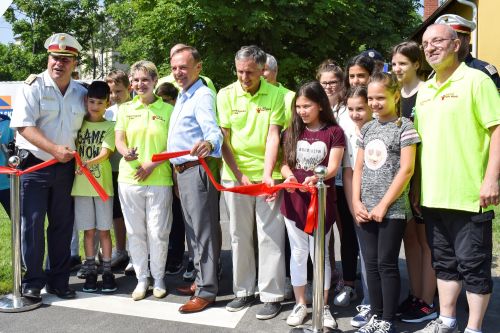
[0,209,89,295]
[1,206,500,295]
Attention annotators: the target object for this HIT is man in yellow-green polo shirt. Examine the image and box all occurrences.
[414,24,500,333]
[217,45,286,320]
[263,52,295,128]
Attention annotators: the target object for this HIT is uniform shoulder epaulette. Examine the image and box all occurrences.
[484,64,498,76]
[24,74,37,85]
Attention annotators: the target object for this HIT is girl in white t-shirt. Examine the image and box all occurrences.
[281,81,345,329]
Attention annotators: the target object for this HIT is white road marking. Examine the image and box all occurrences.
[42,291,247,328]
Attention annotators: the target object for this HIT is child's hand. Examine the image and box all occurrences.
[369,204,388,223]
[284,175,298,192]
[353,200,370,224]
[75,162,88,175]
[302,175,318,187]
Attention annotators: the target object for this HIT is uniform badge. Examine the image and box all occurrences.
[485,64,498,75]
[24,74,37,85]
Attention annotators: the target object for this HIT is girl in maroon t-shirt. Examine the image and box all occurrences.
[281,81,345,328]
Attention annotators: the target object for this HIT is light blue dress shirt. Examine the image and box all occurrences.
[167,79,222,165]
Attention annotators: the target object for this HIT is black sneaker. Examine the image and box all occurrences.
[225,295,256,312]
[101,271,117,293]
[183,260,195,282]
[256,302,282,320]
[396,294,416,317]
[165,262,183,275]
[83,271,98,292]
[401,299,437,323]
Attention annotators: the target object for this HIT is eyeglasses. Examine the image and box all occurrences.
[320,80,339,87]
[421,38,455,50]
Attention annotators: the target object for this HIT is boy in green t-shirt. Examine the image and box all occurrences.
[71,81,117,293]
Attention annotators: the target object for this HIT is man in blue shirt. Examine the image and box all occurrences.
[167,45,223,313]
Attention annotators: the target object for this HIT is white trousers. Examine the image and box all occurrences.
[118,183,172,281]
[284,217,332,289]
[223,180,286,302]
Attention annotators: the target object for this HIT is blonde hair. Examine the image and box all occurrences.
[130,60,158,81]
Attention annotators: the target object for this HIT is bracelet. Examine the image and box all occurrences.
[286,174,296,180]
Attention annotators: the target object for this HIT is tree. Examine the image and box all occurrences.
[107,0,422,89]
[3,0,110,80]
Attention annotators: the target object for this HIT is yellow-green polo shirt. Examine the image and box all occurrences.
[277,83,295,128]
[415,62,500,212]
[156,73,217,95]
[115,95,174,186]
[217,77,285,181]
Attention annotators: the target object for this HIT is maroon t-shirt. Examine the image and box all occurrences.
[280,124,345,232]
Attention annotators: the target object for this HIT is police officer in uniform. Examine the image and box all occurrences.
[11,33,87,300]
[436,14,500,91]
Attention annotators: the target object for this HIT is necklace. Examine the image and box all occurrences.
[305,123,324,132]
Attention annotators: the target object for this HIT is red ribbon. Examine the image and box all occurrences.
[152,151,319,233]
[0,152,109,202]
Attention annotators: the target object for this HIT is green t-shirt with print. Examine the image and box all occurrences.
[71,119,115,197]
[217,77,285,181]
[115,96,173,186]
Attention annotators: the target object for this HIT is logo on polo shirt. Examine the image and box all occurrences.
[152,115,166,122]
[231,109,246,115]
[126,114,141,120]
[256,107,271,113]
[441,93,459,101]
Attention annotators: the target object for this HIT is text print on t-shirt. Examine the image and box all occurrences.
[77,128,107,178]
[296,140,327,171]
[364,139,387,170]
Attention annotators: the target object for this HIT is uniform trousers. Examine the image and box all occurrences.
[118,183,172,281]
[21,154,75,290]
[223,180,285,302]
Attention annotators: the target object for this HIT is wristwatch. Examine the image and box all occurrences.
[206,140,214,152]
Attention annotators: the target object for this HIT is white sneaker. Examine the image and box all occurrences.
[356,315,380,333]
[351,304,372,328]
[284,277,293,300]
[334,285,357,307]
[153,278,167,298]
[286,303,307,326]
[132,280,149,301]
[323,305,338,329]
[124,261,134,276]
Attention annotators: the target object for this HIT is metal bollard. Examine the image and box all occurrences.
[0,156,42,312]
[290,165,332,333]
